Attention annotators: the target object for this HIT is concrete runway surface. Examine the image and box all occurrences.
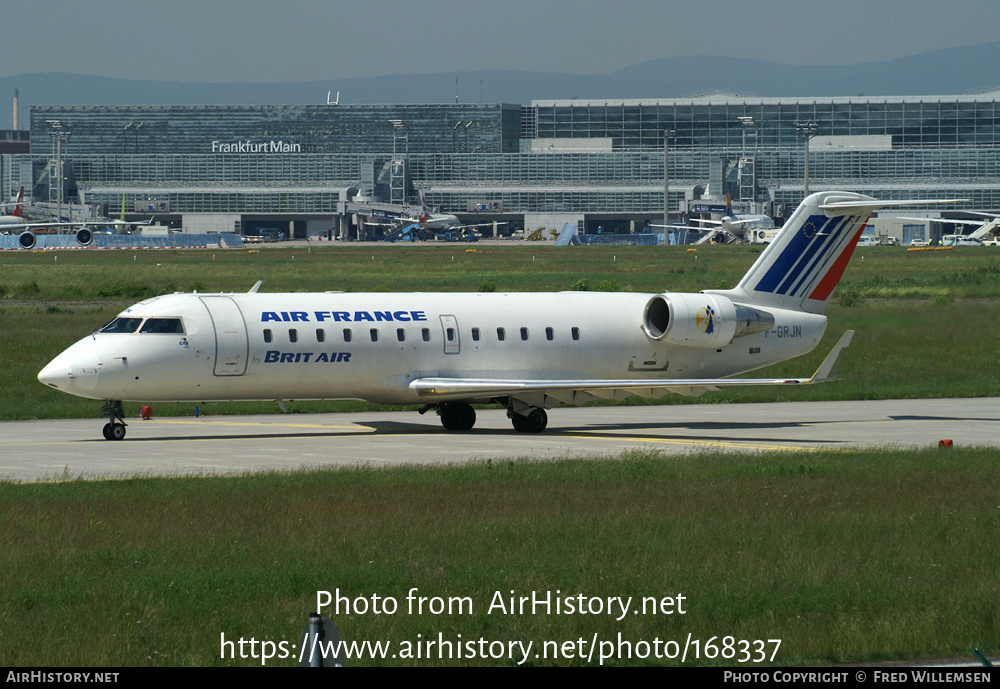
[2,397,997,482]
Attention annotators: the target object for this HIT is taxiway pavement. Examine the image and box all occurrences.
[2,397,996,482]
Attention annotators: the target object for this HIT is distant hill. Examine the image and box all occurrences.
[4,42,1000,130]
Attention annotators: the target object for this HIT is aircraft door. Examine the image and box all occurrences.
[199,296,249,376]
[440,315,460,355]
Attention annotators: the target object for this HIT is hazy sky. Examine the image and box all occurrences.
[3,0,999,82]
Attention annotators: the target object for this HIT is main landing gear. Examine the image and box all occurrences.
[508,407,547,433]
[101,400,127,441]
[436,402,477,431]
[420,401,548,433]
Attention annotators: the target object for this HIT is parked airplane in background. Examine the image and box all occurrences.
[0,187,27,226]
[38,192,958,440]
[690,196,777,242]
[2,186,155,248]
[367,210,502,240]
[1,187,96,247]
[363,190,503,240]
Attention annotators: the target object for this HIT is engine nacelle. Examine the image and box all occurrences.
[17,231,36,250]
[642,293,775,348]
[76,228,93,246]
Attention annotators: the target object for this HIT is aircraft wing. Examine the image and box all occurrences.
[411,331,853,402]
[7,221,85,229]
[452,221,508,230]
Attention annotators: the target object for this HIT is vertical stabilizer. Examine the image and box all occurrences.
[12,186,24,217]
[709,191,881,313]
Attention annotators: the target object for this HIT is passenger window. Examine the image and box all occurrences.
[316,329,325,343]
[472,327,480,341]
[520,327,529,341]
[397,328,406,342]
[289,329,298,343]
[497,327,506,341]
[343,328,352,343]
[447,327,456,342]
[370,328,379,343]
[545,327,554,341]
[263,329,273,343]
[572,327,580,341]
[422,328,431,342]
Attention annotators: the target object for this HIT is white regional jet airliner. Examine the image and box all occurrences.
[37,191,944,440]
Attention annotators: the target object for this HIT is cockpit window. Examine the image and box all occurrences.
[100,317,143,334]
[139,318,185,334]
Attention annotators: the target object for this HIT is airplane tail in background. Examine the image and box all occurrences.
[710,191,938,314]
[12,186,24,217]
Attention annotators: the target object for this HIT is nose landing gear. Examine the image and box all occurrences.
[101,400,127,440]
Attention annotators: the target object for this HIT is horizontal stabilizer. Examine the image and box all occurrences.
[818,199,967,212]
[804,330,854,383]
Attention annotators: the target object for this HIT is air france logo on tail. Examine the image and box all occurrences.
[696,305,716,334]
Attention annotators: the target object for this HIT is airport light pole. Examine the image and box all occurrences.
[738,116,756,158]
[795,121,819,197]
[663,129,675,229]
[46,120,69,223]
[738,116,758,211]
[388,119,408,207]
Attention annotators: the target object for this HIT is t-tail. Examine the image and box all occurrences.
[711,191,959,314]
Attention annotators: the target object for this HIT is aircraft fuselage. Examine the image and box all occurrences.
[39,291,826,406]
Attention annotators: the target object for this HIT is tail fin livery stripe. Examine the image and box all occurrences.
[783,214,858,298]
[753,215,838,294]
[773,215,849,297]
[807,221,869,302]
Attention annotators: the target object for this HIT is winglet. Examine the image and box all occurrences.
[806,330,854,383]
[249,280,263,293]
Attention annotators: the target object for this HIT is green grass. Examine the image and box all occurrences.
[2,243,1000,299]
[1,448,997,666]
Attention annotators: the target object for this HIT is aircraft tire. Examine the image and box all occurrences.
[440,403,476,431]
[511,408,547,433]
[102,423,113,440]
[109,423,127,441]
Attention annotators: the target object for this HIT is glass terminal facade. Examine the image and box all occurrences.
[4,94,999,236]
[29,104,521,156]
[530,96,1000,149]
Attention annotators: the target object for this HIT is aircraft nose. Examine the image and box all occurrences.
[38,338,104,396]
[37,356,74,390]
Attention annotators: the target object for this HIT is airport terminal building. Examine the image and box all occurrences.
[5,93,1000,240]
